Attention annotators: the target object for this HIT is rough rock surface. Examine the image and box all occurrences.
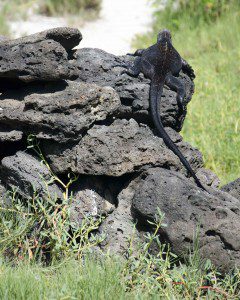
[0,27,81,82]
[0,81,120,143]
[69,177,117,226]
[74,48,194,132]
[221,178,240,201]
[70,189,113,227]
[196,168,220,188]
[0,151,63,200]
[44,119,203,176]
[99,177,142,255]
[0,27,81,50]
[0,180,7,204]
[132,167,240,273]
[0,128,23,143]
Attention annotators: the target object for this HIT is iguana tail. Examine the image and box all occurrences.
[149,76,206,191]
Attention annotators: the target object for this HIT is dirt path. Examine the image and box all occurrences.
[10,0,154,55]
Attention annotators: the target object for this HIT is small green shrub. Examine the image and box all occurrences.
[0,136,104,263]
[0,207,239,298]
[151,0,239,31]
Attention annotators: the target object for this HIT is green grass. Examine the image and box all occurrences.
[1,175,240,299]
[0,255,239,299]
[0,258,126,300]
[0,178,240,299]
[134,1,240,185]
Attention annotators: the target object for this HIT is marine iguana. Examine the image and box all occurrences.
[123,29,205,190]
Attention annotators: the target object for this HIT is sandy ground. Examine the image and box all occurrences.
[9,0,156,55]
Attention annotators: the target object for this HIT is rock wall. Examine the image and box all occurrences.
[0,27,240,273]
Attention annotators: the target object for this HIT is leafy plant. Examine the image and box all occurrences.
[0,135,105,263]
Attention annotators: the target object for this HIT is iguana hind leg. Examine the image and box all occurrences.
[181,58,195,79]
[165,74,185,112]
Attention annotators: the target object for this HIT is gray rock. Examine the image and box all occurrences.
[0,151,63,200]
[99,177,142,255]
[165,127,204,175]
[221,178,240,201]
[44,119,203,176]
[0,129,23,143]
[74,48,194,132]
[132,167,240,273]
[69,177,117,226]
[0,180,8,205]
[0,27,81,50]
[0,27,81,82]
[196,168,220,188]
[70,189,112,226]
[0,81,120,143]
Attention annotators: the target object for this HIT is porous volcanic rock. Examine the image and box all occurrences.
[0,81,120,143]
[132,167,240,273]
[221,178,240,201]
[196,168,220,188]
[99,177,142,255]
[43,119,203,176]
[0,128,23,143]
[0,151,63,200]
[69,176,119,226]
[0,180,7,203]
[0,27,81,82]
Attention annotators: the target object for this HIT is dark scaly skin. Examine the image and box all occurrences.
[123,29,205,191]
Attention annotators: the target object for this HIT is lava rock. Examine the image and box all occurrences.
[0,128,23,143]
[0,27,81,82]
[44,118,203,176]
[0,27,81,50]
[196,168,220,188]
[0,180,7,204]
[0,151,63,200]
[69,176,118,226]
[0,81,120,143]
[221,177,240,201]
[99,177,142,255]
[132,167,240,273]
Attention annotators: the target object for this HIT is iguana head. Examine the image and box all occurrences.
[157,29,172,42]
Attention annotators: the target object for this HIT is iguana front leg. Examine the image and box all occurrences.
[121,56,142,77]
[181,58,195,80]
[119,49,145,73]
[127,49,145,56]
[165,74,186,112]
